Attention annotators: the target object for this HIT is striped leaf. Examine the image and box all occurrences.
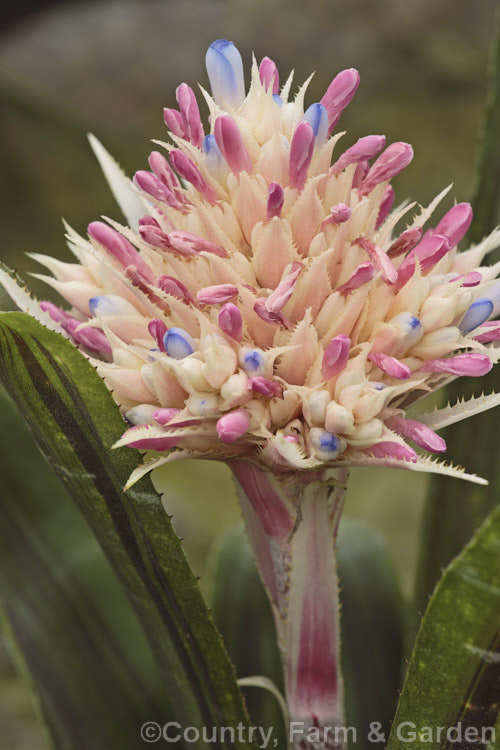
[388,506,500,749]
[0,311,257,750]
[0,385,170,749]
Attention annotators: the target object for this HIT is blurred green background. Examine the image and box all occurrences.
[0,0,497,746]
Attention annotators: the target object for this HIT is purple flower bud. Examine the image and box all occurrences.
[265,262,303,313]
[289,121,315,190]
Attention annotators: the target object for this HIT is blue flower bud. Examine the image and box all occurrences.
[163,327,196,359]
[239,347,265,376]
[459,298,494,333]
[390,312,423,348]
[309,427,344,459]
[89,295,135,316]
[205,39,245,108]
[303,103,329,145]
[273,93,284,108]
[203,134,224,175]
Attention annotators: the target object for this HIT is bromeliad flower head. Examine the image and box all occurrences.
[5,39,500,487]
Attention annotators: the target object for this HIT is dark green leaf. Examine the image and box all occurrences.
[338,518,405,750]
[387,506,500,749]
[0,384,170,750]
[0,311,257,750]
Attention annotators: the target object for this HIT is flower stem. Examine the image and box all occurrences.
[232,462,347,750]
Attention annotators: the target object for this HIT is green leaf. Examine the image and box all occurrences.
[0,384,170,750]
[0,311,257,750]
[208,525,285,745]
[337,518,405,750]
[387,506,500,750]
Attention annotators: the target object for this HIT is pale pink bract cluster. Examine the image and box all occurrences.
[6,39,500,486]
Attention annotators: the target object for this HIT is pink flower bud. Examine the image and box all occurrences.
[434,202,473,247]
[368,352,412,379]
[139,225,175,253]
[328,203,352,224]
[134,170,175,203]
[352,159,370,188]
[289,121,315,190]
[357,237,397,284]
[253,299,289,327]
[474,321,500,343]
[40,300,70,325]
[218,303,243,341]
[88,221,155,283]
[163,107,186,138]
[259,57,279,94]
[214,115,253,174]
[267,182,284,220]
[337,262,375,295]
[331,135,386,175]
[152,408,182,425]
[320,68,360,133]
[167,230,228,258]
[158,275,193,303]
[148,319,167,351]
[216,409,250,443]
[265,262,303,313]
[359,142,414,195]
[322,335,350,380]
[376,185,395,228]
[169,150,218,202]
[368,441,417,463]
[420,353,492,377]
[176,83,204,148]
[148,151,181,189]
[387,226,422,259]
[197,284,239,304]
[386,416,446,453]
[455,271,482,287]
[247,376,283,397]
[397,234,451,287]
